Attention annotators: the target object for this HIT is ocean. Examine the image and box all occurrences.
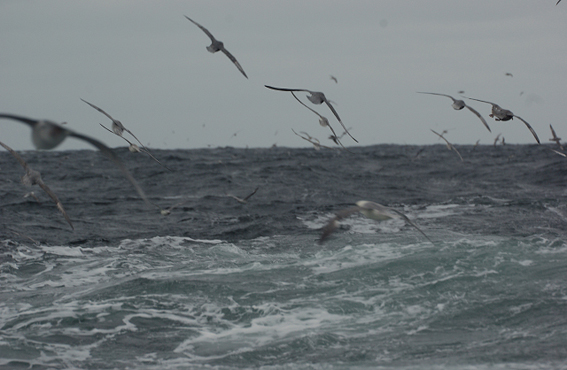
[1,144,566,369]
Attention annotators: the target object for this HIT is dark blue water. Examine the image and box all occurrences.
[1,144,566,369]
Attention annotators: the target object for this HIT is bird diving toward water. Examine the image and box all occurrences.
[265,85,357,143]
[319,200,433,244]
[0,140,74,230]
[0,113,150,206]
[184,15,248,79]
[417,92,491,133]
[462,97,540,144]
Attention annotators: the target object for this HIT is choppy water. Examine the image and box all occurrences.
[1,144,566,369]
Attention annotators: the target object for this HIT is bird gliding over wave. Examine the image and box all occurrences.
[319,200,433,244]
[0,113,150,206]
[264,85,357,143]
[462,97,540,144]
[417,92,491,133]
[184,15,248,79]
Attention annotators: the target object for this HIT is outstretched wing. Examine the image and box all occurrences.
[220,48,248,78]
[513,116,541,144]
[463,96,498,106]
[417,92,457,102]
[388,208,433,244]
[323,99,358,143]
[184,15,217,43]
[68,130,151,206]
[465,105,491,133]
[265,85,310,93]
[80,98,116,122]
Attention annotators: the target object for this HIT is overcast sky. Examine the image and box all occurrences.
[1,1,566,151]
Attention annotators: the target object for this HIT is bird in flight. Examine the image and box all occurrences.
[184,15,248,79]
[319,200,433,244]
[0,113,150,206]
[0,140,74,229]
[417,92,491,133]
[265,85,357,143]
[462,97,540,144]
[549,124,564,150]
[431,129,464,161]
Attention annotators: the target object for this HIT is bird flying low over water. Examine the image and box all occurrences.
[0,113,150,206]
[430,129,464,161]
[184,15,248,79]
[319,200,433,244]
[417,92,491,133]
[0,140,74,230]
[264,85,357,143]
[462,97,541,144]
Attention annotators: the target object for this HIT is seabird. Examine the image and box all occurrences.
[98,123,173,171]
[463,97,540,144]
[226,187,259,204]
[319,200,433,244]
[0,140,73,230]
[417,92,491,132]
[549,124,564,150]
[330,75,338,83]
[265,85,357,143]
[290,92,346,149]
[0,113,150,206]
[184,15,248,79]
[431,129,463,161]
[292,129,335,150]
[80,99,146,147]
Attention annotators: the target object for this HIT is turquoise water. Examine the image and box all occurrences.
[1,145,566,369]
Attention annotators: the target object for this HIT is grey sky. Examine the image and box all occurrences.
[1,1,566,151]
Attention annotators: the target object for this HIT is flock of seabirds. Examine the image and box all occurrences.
[1,10,566,245]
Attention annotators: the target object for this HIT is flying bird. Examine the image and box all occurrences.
[549,124,564,150]
[330,75,338,83]
[97,122,173,171]
[184,15,248,79]
[319,200,433,244]
[226,187,259,204]
[463,97,540,144]
[290,92,346,149]
[0,113,150,206]
[417,92,491,132]
[265,85,357,143]
[431,129,464,161]
[0,140,74,230]
[80,99,146,147]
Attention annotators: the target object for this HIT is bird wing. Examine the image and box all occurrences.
[81,98,116,122]
[243,187,259,201]
[550,124,559,140]
[388,208,433,244]
[323,100,358,143]
[0,114,38,128]
[184,15,217,42]
[417,92,456,102]
[264,85,310,93]
[430,130,463,161]
[513,115,541,144]
[319,206,361,243]
[465,105,492,132]
[67,130,151,206]
[35,179,74,230]
[220,48,248,78]
[462,96,498,106]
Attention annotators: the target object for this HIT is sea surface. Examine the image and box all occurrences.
[1,144,566,369]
